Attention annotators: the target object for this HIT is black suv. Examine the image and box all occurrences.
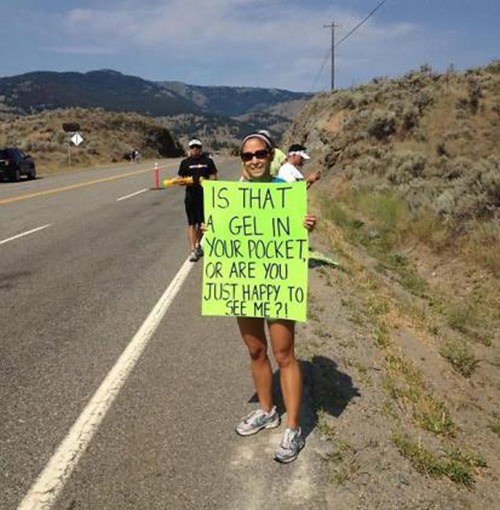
[0,148,36,181]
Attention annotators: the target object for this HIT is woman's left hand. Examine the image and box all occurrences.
[304,214,317,231]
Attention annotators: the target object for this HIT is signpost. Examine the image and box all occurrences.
[67,131,84,166]
[70,132,84,147]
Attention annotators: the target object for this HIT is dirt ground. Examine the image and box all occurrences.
[284,219,499,509]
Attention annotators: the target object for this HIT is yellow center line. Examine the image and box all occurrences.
[0,167,160,206]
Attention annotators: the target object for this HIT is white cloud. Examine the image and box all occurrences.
[42,45,117,56]
[45,0,442,89]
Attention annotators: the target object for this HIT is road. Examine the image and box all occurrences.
[0,159,330,510]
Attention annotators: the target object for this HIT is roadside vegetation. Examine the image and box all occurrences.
[290,61,499,508]
[0,108,183,175]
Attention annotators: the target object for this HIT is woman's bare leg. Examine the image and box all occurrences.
[237,317,273,412]
[269,320,302,429]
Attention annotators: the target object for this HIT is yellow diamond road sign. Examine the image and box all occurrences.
[71,132,84,146]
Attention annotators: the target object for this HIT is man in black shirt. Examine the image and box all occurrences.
[178,138,218,261]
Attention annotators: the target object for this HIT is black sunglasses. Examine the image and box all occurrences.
[240,149,270,162]
[190,145,202,149]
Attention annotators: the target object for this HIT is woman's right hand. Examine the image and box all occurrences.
[303,214,317,231]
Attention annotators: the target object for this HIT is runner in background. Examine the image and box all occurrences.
[234,132,316,463]
[278,144,321,188]
[178,139,218,262]
[256,129,286,177]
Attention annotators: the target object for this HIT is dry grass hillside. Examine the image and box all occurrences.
[159,98,308,155]
[0,108,183,175]
[284,62,500,507]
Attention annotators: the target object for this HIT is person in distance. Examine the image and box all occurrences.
[278,144,321,188]
[178,139,218,262]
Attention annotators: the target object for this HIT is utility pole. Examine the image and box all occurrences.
[323,21,338,91]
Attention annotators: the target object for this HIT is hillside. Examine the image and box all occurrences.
[0,70,199,117]
[0,108,183,173]
[0,69,311,153]
[285,62,500,506]
[0,70,309,119]
[158,110,294,153]
[159,81,309,117]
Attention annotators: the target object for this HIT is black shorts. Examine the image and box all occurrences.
[184,193,204,226]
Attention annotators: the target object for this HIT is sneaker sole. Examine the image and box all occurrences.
[235,418,280,437]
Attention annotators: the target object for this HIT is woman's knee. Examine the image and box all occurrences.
[238,317,267,361]
[247,343,267,361]
[274,348,296,369]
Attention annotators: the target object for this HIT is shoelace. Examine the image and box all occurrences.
[281,429,295,449]
[245,409,265,423]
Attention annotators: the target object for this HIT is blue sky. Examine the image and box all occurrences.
[2,0,499,91]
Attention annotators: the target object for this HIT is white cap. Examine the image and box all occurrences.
[188,138,202,147]
[290,151,310,160]
[288,144,310,160]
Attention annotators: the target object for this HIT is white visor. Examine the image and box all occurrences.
[289,150,310,160]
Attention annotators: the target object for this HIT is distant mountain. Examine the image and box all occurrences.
[157,112,282,154]
[158,81,310,117]
[0,69,310,118]
[0,70,200,116]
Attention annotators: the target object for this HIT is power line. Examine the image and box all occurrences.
[309,48,331,93]
[336,0,390,48]
[309,0,391,91]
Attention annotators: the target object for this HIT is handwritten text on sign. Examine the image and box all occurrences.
[202,181,308,321]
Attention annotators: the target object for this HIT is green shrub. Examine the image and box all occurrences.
[356,155,385,176]
[367,110,396,140]
[467,77,482,114]
[439,156,470,180]
[402,105,420,132]
[388,151,427,184]
[440,339,479,377]
[484,60,500,73]
[445,157,500,219]
[414,90,434,113]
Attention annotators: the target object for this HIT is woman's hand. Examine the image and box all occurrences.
[303,214,317,231]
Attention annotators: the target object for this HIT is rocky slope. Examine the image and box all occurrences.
[286,62,500,227]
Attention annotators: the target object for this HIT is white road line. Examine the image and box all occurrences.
[18,256,196,510]
[0,224,52,246]
[116,188,149,202]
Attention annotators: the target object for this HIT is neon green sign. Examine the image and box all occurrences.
[202,181,308,321]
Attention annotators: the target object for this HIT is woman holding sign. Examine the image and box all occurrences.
[235,132,316,463]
